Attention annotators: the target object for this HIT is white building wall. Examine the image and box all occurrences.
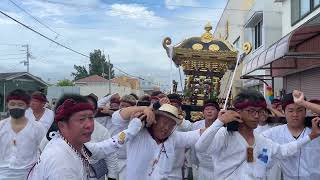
[243,1,282,64]
[241,0,283,100]
[47,86,80,104]
[281,0,320,36]
[48,83,144,105]
[214,0,255,99]
[78,83,144,99]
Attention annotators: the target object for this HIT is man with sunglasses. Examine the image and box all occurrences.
[195,89,320,180]
[262,92,320,180]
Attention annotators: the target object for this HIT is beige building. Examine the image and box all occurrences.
[111,76,141,90]
[214,0,255,99]
[75,75,144,99]
[242,0,320,99]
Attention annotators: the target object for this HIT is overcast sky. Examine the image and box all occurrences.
[0,0,226,90]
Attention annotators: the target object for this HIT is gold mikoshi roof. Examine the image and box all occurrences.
[163,22,238,69]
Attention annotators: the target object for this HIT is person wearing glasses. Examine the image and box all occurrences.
[262,91,320,180]
[195,89,320,180]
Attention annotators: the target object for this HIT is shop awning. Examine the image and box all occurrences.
[242,23,320,78]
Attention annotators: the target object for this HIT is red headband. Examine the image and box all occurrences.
[150,96,160,101]
[110,99,120,104]
[281,100,294,111]
[55,99,94,122]
[170,99,182,106]
[7,95,30,104]
[203,103,220,111]
[234,100,267,109]
[309,99,320,105]
[120,100,136,106]
[32,95,48,103]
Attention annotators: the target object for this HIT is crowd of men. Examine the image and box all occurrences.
[1,87,320,180]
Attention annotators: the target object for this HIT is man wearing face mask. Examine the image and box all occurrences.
[0,89,46,180]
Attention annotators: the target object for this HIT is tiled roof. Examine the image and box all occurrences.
[75,75,109,83]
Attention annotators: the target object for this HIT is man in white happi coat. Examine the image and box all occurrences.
[100,103,205,180]
[109,94,137,180]
[96,93,120,130]
[25,91,54,130]
[262,90,320,180]
[173,99,220,180]
[0,89,46,180]
[254,108,282,180]
[189,99,220,180]
[195,89,320,180]
[86,93,118,180]
[164,93,189,180]
[28,94,132,180]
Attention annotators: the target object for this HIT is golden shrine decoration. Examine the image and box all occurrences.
[163,22,238,111]
[201,22,214,43]
[209,44,220,52]
[192,43,203,50]
[243,42,252,54]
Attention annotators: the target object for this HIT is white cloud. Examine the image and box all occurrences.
[108,4,155,19]
[106,4,168,27]
[0,17,15,25]
[22,0,64,17]
[0,11,26,25]
[65,0,101,6]
[21,0,99,18]
[51,17,67,25]
[165,0,199,10]
[0,0,226,91]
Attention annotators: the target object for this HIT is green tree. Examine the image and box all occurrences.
[71,65,89,81]
[72,49,115,81]
[57,79,74,86]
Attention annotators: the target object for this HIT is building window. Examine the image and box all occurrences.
[254,21,262,49]
[292,0,320,25]
[315,0,320,7]
[301,0,311,16]
[233,36,240,50]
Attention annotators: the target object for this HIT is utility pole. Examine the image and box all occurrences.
[3,81,6,112]
[21,44,30,72]
[102,50,105,78]
[27,44,30,72]
[108,54,111,94]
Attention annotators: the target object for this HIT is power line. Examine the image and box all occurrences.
[4,62,24,71]
[0,9,162,83]
[112,66,160,86]
[0,53,26,56]
[5,1,248,30]
[0,43,24,46]
[113,66,138,78]
[36,0,282,13]
[0,57,25,60]
[8,0,60,36]
[0,10,89,58]
[35,0,248,11]
[36,0,99,9]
